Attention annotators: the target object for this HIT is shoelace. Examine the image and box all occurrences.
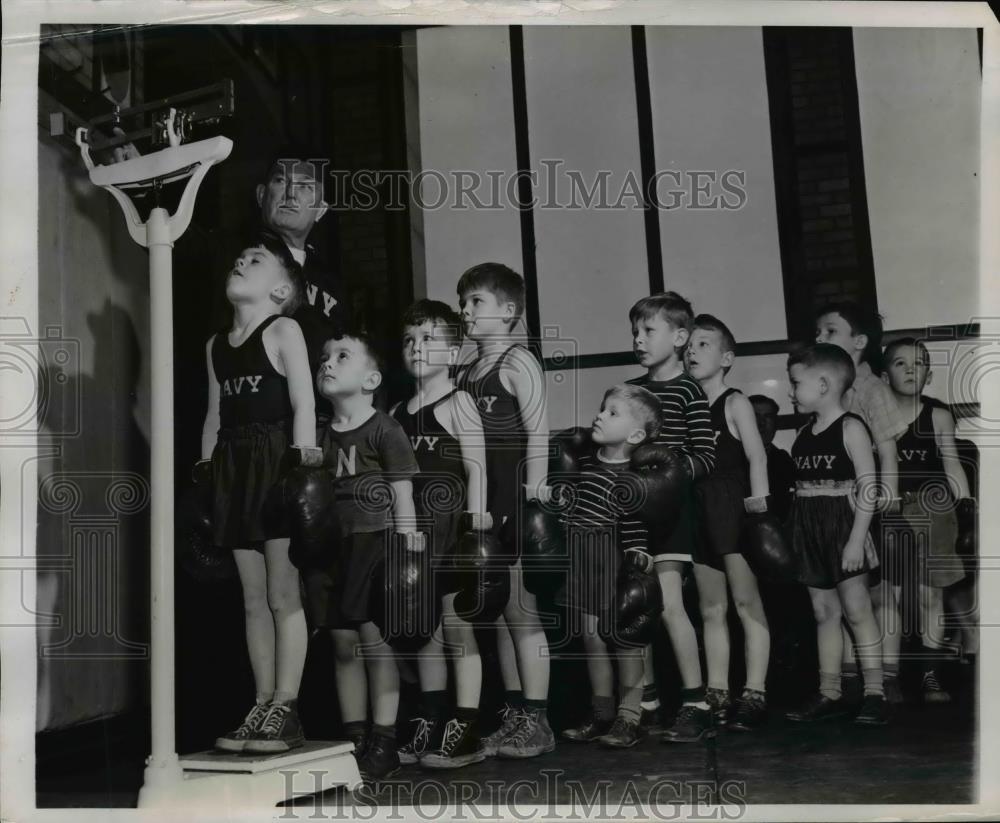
[674,705,700,724]
[606,715,631,738]
[438,719,468,754]
[237,703,270,736]
[487,706,520,740]
[256,703,291,738]
[923,671,943,690]
[504,710,537,745]
[403,718,431,754]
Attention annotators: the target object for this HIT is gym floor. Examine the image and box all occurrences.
[36,663,975,809]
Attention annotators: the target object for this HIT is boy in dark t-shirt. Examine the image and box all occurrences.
[303,331,420,782]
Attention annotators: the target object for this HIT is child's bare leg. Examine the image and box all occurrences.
[810,587,845,699]
[331,628,366,724]
[418,625,449,693]
[442,593,482,709]
[504,563,550,700]
[233,548,275,702]
[582,614,614,699]
[693,562,730,697]
[871,577,901,669]
[263,537,307,701]
[495,613,523,693]
[724,553,771,694]
[839,576,884,698]
[656,561,703,691]
[359,621,400,728]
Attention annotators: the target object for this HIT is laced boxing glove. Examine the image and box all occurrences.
[370,531,439,653]
[549,426,594,482]
[601,549,662,649]
[626,443,689,540]
[741,495,797,583]
[176,459,237,583]
[518,498,569,598]
[453,515,511,623]
[264,446,341,571]
[954,497,977,557]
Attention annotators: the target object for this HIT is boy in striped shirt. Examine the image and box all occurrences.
[558,384,663,748]
[626,292,717,743]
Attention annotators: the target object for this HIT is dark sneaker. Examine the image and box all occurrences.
[854,694,891,726]
[639,705,664,734]
[561,713,613,743]
[214,702,270,753]
[706,688,731,725]
[497,710,556,759]
[598,715,643,749]
[421,718,487,769]
[661,705,714,743]
[397,717,438,765]
[884,677,905,705]
[244,702,305,754]
[922,670,951,704]
[346,726,369,760]
[727,691,767,732]
[785,693,849,722]
[482,705,522,757]
[358,734,401,781]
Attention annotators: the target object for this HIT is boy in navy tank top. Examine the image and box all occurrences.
[454,263,555,760]
[390,300,491,769]
[625,293,717,743]
[884,338,976,703]
[685,315,772,731]
[783,344,889,726]
[202,234,318,754]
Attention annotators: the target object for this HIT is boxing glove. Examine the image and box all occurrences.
[627,443,688,539]
[176,459,237,583]
[453,517,511,623]
[518,499,569,598]
[741,497,797,583]
[601,549,662,649]
[549,426,593,482]
[371,531,440,653]
[955,497,977,557]
[284,465,341,571]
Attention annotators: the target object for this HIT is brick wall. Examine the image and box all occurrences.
[764,28,877,340]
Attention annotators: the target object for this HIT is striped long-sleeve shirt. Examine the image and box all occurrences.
[564,452,649,554]
[626,372,716,480]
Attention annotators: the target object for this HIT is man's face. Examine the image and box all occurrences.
[459,289,512,340]
[317,338,379,398]
[632,312,685,371]
[751,401,778,447]
[257,162,326,239]
[884,345,929,397]
[225,245,288,304]
[402,321,456,379]
[591,396,644,447]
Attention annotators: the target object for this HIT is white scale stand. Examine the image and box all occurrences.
[72,111,362,811]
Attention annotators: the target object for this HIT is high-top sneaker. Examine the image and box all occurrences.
[215,701,271,753]
[420,718,487,769]
[497,709,555,759]
[244,702,305,754]
[358,733,401,782]
[922,670,951,704]
[397,716,439,765]
[482,705,523,757]
[561,711,613,743]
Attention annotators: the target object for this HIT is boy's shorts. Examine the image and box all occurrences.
[652,477,697,564]
[303,529,388,630]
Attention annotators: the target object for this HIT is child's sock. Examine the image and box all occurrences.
[640,683,660,711]
[371,723,395,741]
[819,671,842,701]
[593,695,615,722]
[841,660,859,690]
[421,689,449,720]
[861,666,884,698]
[505,690,525,710]
[343,720,368,739]
[523,698,547,719]
[884,661,900,686]
[455,706,479,724]
[618,685,642,723]
[271,691,297,707]
[681,685,710,710]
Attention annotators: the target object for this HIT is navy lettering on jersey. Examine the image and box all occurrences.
[900,448,928,463]
[409,435,441,453]
[793,454,837,472]
[306,280,339,318]
[334,445,357,477]
[220,375,263,397]
[477,395,498,414]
